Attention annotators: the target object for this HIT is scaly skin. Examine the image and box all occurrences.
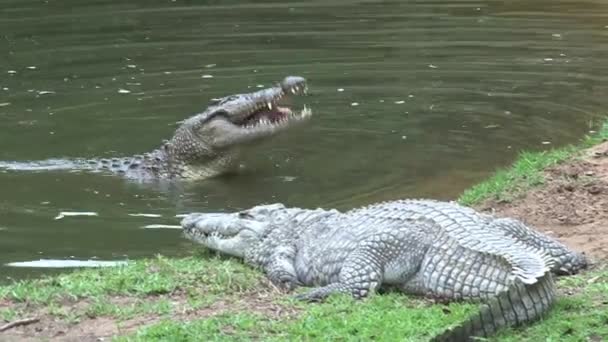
[181,199,588,341]
[0,76,312,181]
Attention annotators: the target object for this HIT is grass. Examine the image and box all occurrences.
[0,254,262,305]
[1,122,608,341]
[115,295,478,342]
[117,271,608,342]
[459,121,608,205]
[0,256,606,341]
[0,253,266,336]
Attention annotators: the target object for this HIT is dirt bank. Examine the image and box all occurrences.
[477,140,608,262]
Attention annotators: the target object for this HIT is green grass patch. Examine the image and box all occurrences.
[0,254,262,306]
[0,250,606,341]
[459,121,608,206]
[0,253,264,332]
[116,294,477,342]
[113,268,607,342]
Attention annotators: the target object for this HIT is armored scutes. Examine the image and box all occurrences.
[0,76,312,181]
[181,199,588,341]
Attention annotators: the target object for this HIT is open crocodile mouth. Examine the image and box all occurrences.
[239,84,311,128]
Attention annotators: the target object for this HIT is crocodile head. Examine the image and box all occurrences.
[181,203,298,257]
[163,76,312,178]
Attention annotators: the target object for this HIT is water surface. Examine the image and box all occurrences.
[1,0,608,280]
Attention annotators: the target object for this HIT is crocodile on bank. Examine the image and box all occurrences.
[0,76,311,181]
[181,199,588,341]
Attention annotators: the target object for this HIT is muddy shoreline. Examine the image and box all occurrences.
[476,140,608,262]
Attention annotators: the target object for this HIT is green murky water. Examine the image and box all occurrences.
[1,0,607,280]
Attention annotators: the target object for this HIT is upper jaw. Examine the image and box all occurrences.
[231,76,312,128]
[181,213,265,242]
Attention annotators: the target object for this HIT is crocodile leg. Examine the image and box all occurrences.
[294,227,427,302]
[293,247,385,302]
[263,247,302,291]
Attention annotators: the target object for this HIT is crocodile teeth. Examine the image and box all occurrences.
[290,88,296,94]
[301,105,312,117]
[267,102,273,109]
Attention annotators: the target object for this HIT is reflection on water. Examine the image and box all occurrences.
[1,0,608,280]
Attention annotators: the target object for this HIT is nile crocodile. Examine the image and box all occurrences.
[181,199,588,341]
[0,76,311,181]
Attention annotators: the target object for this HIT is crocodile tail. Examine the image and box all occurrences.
[431,272,556,342]
[0,158,98,171]
[0,158,135,173]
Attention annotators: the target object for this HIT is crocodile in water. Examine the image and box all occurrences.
[0,76,311,181]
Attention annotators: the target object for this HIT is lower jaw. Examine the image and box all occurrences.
[247,107,292,124]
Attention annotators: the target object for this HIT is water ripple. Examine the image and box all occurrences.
[1,0,608,278]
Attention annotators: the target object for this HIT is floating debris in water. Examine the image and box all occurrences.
[544,58,554,62]
[26,66,37,70]
[141,224,182,229]
[428,64,438,69]
[337,88,344,92]
[205,64,216,68]
[351,102,359,106]
[394,100,405,104]
[128,213,163,218]
[541,141,552,145]
[54,211,99,220]
[280,176,297,182]
[201,74,214,79]
[118,89,131,94]
[0,102,10,107]
[37,90,55,95]
[0,227,6,231]
[256,84,264,88]
[126,64,137,68]
[6,259,128,268]
[484,124,501,129]
[7,70,17,74]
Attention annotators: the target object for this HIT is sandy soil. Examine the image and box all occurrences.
[477,140,608,262]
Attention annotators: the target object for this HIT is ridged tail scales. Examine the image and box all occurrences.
[431,271,556,341]
[0,156,152,175]
[424,206,557,341]
[404,202,558,341]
